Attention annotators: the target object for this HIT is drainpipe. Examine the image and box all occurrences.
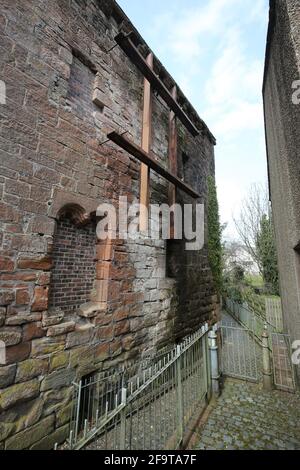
[208,329,220,397]
[262,324,273,390]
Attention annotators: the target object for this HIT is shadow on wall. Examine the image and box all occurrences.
[166,238,216,343]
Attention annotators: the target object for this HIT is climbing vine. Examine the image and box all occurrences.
[207,176,223,295]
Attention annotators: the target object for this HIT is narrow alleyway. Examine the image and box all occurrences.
[195,311,300,450]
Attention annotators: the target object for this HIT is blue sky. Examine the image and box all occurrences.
[118,0,270,239]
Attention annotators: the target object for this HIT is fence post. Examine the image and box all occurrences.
[202,333,209,402]
[208,329,220,397]
[74,380,82,446]
[176,345,184,446]
[262,324,273,390]
[119,387,127,450]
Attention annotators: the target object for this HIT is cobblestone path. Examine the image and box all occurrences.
[195,379,300,450]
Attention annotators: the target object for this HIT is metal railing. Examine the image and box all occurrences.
[67,324,211,450]
[220,323,260,382]
[265,298,283,333]
[224,299,296,392]
[225,298,277,340]
[271,332,296,392]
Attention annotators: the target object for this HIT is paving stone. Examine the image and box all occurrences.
[195,378,300,450]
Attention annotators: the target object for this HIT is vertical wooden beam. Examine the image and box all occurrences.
[140,52,153,232]
[168,86,178,239]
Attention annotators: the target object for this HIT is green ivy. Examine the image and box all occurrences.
[207,176,223,295]
[256,214,279,295]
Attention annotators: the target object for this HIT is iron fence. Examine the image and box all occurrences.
[265,298,283,333]
[225,298,277,340]
[223,300,295,391]
[271,332,296,392]
[67,324,211,450]
[220,324,260,382]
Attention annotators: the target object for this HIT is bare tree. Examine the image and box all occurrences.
[223,240,258,276]
[233,183,269,275]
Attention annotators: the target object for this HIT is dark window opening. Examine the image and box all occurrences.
[182,152,190,182]
[166,239,181,278]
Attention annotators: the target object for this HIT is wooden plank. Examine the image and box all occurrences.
[168,86,178,238]
[140,52,153,232]
[115,32,199,137]
[107,131,201,199]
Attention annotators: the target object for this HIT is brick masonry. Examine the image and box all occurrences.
[49,218,96,312]
[0,0,218,449]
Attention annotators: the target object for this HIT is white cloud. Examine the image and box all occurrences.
[200,23,266,141]
[210,101,264,136]
[143,0,269,240]
[153,0,241,61]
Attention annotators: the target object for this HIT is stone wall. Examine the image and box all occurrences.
[263,0,300,383]
[0,0,218,449]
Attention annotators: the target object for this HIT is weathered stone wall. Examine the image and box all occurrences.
[263,0,300,383]
[0,0,218,449]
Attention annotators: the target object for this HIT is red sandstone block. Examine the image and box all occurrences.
[110,338,123,358]
[17,256,53,271]
[5,179,30,199]
[0,202,19,223]
[94,73,106,93]
[95,324,114,341]
[37,272,51,286]
[0,290,15,306]
[33,166,60,185]
[11,234,45,252]
[114,252,128,263]
[0,120,38,151]
[46,321,75,337]
[0,272,37,282]
[30,185,51,203]
[113,308,129,322]
[114,320,130,337]
[6,342,31,365]
[0,256,14,272]
[28,216,55,236]
[93,313,113,327]
[110,265,135,281]
[92,89,112,110]
[94,342,110,362]
[23,322,44,342]
[58,119,87,144]
[15,289,30,306]
[41,47,71,80]
[5,224,23,234]
[108,281,121,302]
[5,313,42,327]
[32,287,48,312]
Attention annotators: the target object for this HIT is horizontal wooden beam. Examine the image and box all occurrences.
[115,32,199,137]
[107,131,200,199]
